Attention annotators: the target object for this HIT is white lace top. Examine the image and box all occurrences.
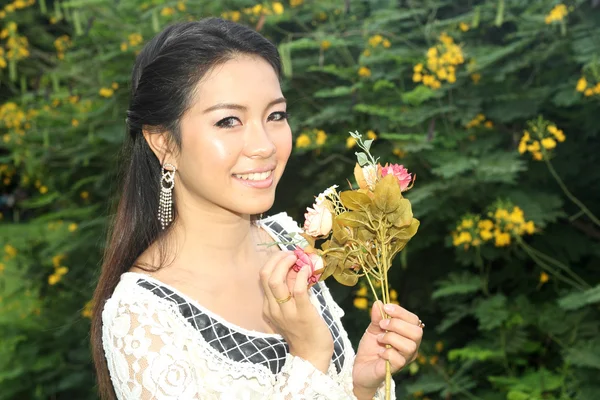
[101,213,395,399]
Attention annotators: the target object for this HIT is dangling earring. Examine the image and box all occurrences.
[158,163,176,230]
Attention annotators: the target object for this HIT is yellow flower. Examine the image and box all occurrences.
[4,244,17,258]
[40,186,48,194]
[160,6,175,16]
[526,140,540,152]
[320,40,331,50]
[429,355,439,365]
[576,77,587,92]
[346,137,357,149]
[541,137,556,149]
[471,73,481,84]
[435,341,444,352]
[368,34,383,47]
[532,151,543,161]
[55,266,69,276]
[68,223,78,232]
[478,219,494,231]
[177,1,186,11]
[48,273,60,285]
[461,219,474,229]
[52,254,65,268]
[413,73,422,83]
[584,88,594,97]
[71,119,79,127]
[459,22,469,32]
[99,88,114,98]
[252,4,263,15]
[553,129,566,142]
[414,63,423,73]
[494,231,511,247]
[366,130,377,140]
[82,300,93,318]
[362,49,371,57]
[518,140,527,154]
[354,297,368,310]
[356,286,368,297]
[382,39,391,48]
[427,47,438,58]
[594,83,600,94]
[0,262,4,273]
[358,66,371,77]
[495,208,511,220]
[315,130,327,146]
[523,220,535,235]
[80,191,89,199]
[295,134,311,148]
[111,82,119,90]
[484,120,494,129]
[480,229,493,241]
[393,147,406,158]
[545,4,568,24]
[272,2,284,15]
[539,272,549,284]
[290,0,303,6]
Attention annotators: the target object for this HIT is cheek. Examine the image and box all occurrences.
[275,129,293,161]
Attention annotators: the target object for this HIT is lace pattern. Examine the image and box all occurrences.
[101,212,395,399]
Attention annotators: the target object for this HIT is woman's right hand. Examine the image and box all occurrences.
[259,251,334,373]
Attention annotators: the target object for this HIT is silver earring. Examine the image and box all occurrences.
[158,163,176,230]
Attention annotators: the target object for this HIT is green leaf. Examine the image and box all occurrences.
[558,284,600,310]
[474,294,509,330]
[432,272,482,299]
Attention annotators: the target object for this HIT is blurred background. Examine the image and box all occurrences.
[1,0,599,399]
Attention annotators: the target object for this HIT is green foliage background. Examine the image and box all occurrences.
[1,0,599,399]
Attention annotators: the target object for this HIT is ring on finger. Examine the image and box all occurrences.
[275,292,293,304]
[417,319,425,329]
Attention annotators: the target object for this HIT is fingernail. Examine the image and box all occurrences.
[378,348,385,355]
[377,333,385,341]
[384,304,394,313]
[379,319,390,328]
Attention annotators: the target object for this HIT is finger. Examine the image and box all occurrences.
[268,253,298,302]
[383,303,420,326]
[259,251,294,299]
[365,301,386,335]
[292,264,312,312]
[379,318,423,342]
[379,348,408,373]
[377,332,418,360]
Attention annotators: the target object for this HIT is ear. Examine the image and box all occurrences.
[143,127,175,165]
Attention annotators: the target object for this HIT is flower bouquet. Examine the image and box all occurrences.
[291,131,420,399]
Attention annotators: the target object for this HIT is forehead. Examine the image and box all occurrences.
[192,55,282,104]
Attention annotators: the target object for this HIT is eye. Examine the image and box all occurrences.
[215,116,241,129]
[268,111,289,122]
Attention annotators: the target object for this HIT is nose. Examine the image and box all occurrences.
[245,120,276,159]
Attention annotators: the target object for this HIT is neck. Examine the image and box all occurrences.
[166,200,263,275]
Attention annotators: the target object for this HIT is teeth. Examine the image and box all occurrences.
[234,171,272,181]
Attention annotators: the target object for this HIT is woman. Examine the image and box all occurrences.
[91,17,424,400]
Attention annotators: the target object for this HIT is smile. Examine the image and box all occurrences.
[233,170,273,181]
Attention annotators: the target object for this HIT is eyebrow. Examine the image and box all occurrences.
[202,97,287,114]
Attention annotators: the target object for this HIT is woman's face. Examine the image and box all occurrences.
[173,55,292,217]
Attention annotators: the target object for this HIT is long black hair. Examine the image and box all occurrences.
[90,17,282,399]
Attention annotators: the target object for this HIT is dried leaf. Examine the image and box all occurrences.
[336,211,372,229]
[373,174,402,213]
[340,190,372,211]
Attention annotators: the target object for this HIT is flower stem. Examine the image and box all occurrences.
[543,156,600,228]
[517,237,589,289]
[517,241,586,291]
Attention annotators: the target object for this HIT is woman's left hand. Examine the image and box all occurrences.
[352,301,424,393]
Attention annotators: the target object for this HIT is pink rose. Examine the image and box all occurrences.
[303,200,333,237]
[292,247,324,285]
[380,163,412,191]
